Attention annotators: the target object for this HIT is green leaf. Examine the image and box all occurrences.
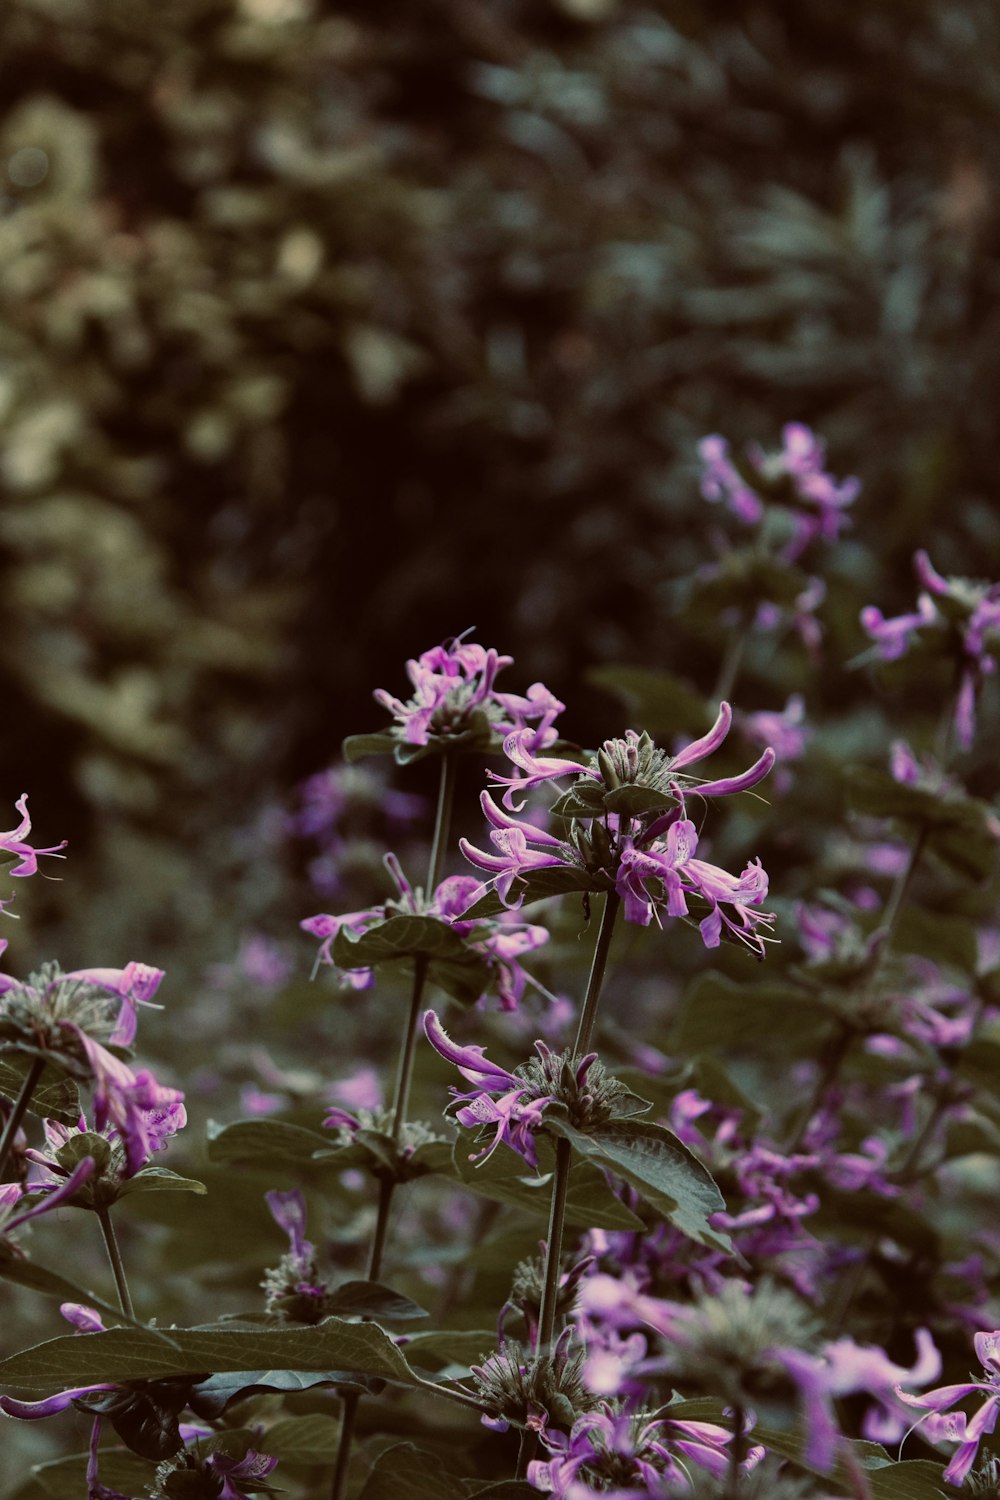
[0,1320,420,1393]
[25,1448,156,1500]
[672,972,828,1056]
[0,1251,180,1339]
[358,1442,467,1500]
[333,916,491,1005]
[545,1116,731,1253]
[844,767,999,881]
[190,1368,381,1414]
[260,1413,342,1462]
[461,866,606,920]
[465,1485,539,1500]
[892,904,978,973]
[944,1110,1000,1160]
[205,1117,332,1169]
[324,1280,428,1321]
[584,666,713,739]
[398,1329,495,1374]
[0,1056,81,1125]
[447,1136,645,1230]
[342,731,399,762]
[117,1167,207,1197]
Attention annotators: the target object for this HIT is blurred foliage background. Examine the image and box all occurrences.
[2,0,1000,1486]
[1,0,999,995]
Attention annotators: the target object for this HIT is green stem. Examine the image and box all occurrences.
[390,957,429,1147]
[573,891,621,1058]
[0,1056,45,1182]
[331,752,459,1500]
[784,1025,853,1153]
[96,1206,134,1320]
[728,1404,745,1495]
[426,750,459,897]
[878,824,928,944]
[330,1393,358,1500]
[713,618,747,705]
[535,1136,572,1355]
[516,1424,536,1481]
[366,1174,394,1284]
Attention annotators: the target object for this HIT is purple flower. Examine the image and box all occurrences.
[423,1010,555,1169]
[738,695,811,764]
[862,551,1000,750]
[302,853,549,1009]
[895,1328,1000,1484]
[0,794,67,878]
[60,963,165,1048]
[0,1155,97,1238]
[699,425,859,558]
[373,638,563,751]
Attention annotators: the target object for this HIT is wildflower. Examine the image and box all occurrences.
[261,1187,330,1322]
[0,1154,97,1241]
[302,854,549,1008]
[0,794,67,879]
[472,1329,592,1434]
[19,1089,186,1209]
[423,1009,554,1169]
[369,637,563,756]
[699,425,860,559]
[895,1328,1000,1484]
[861,551,1000,750]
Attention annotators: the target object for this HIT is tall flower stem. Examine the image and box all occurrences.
[535,1137,572,1355]
[331,753,457,1500]
[573,890,621,1058]
[96,1206,134,1320]
[0,1056,45,1182]
[728,1404,745,1494]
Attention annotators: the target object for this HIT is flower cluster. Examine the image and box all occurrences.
[861,550,1000,750]
[699,424,860,560]
[302,853,549,1007]
[462,706,776,954]
[372,637,563,753]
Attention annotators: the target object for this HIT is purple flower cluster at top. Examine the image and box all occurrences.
[462,705,776,955]
[374,637,563,750]
[862,550,1000,750]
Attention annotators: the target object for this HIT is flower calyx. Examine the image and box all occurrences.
[471,1331,594,1435]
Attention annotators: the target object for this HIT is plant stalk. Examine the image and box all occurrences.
[96,1206,134,1320]
[0,1056,45,1182]
[573,890,621,1058]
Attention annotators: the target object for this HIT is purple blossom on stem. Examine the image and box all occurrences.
[895,1328,1000,1484]
[302,853,549,1008]
[861,551,1000,750]
[699,425,859,559]
[423,1009,554,1168]
[0,794,67,879]
[373,637,563,750]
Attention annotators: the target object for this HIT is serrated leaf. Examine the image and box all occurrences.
[205,1118,332,1169]
[324,1280,428,1321]
[0,1056,81,1125]
[260,1413,342,1462]
[545,1116,731,1253]
[117,1168,207,1197]
[358,1442,467,1500]
[0,1320,420,1393]
[446,1136,645,1231]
